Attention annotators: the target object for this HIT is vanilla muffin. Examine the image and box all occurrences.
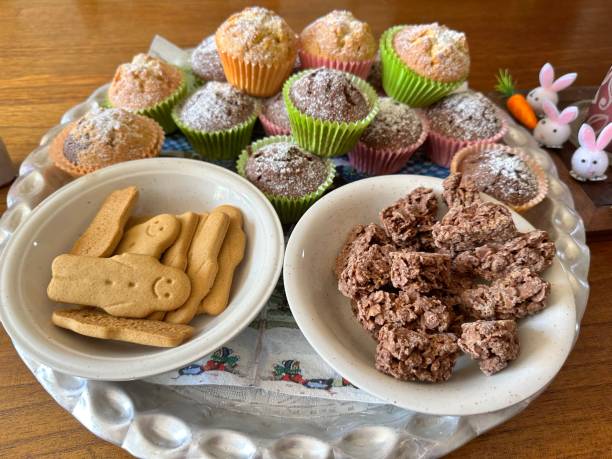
[190,35,226,82]
[215,7,298,96]
[107,53,186,132]
[392,23,470,83]
[50,108,164,176]
[300,10,377,73]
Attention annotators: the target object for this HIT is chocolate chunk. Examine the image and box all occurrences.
[442,173,481,208]
[375,325,459,382]
[458,320,519,375]
[338,244,393,299]
[389,251,451,292]
[335,224,391,279]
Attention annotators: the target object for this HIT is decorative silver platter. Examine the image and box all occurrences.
[0,75,590,458]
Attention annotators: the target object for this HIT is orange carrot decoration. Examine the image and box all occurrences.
[495,69,538,130]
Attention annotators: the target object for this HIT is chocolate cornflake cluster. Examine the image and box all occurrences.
[458,320,519,375]
[380,187,438,249]
[453,230,555,280]
[461,268,551,320]
[335,174,555,381]
[376,325,460,383]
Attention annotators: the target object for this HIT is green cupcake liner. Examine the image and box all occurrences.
[105,69,189,134]
[172,99,258,161]
[380,26,464,107]
[236,136,336,224]
[283,69,380,158]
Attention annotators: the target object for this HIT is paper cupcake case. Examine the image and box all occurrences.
[50,120,164,177]
[217,47,296,98]
[380,26,463,107]
[236,136,336,224]
[426,119,508,168]
[258,113,291,136]
[298,50,374,80]
[172,108,258,161]
[105,71,189,134]
[450,143,549,212]
[283,69,380,158]
[348,114,430,175]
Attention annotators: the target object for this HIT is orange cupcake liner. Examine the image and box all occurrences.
[298,50,374,80]
[348,114,430,175]
[450,143,549,212]
[217,48,296,97]
[426,119,508,168]
[50,118,164,177]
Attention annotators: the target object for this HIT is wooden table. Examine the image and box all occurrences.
[1,1,611,457]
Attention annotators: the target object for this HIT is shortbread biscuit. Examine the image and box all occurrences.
[199,205,246,315]
[161,212,200,270]
[47,253,191,318]
[70,186,139,257]
[165,211,229,324]
[52,308,193,347]
[115,214,180,258]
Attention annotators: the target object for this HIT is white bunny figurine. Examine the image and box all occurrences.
[570,122,611,182]
[527,63,577,116]
[533,100,578,148]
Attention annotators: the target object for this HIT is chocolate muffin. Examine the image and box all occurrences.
[244,141,328,197]
[50,107,164,176]
[176,82,256,132]
[289,68,369,122]
[360,97,423,149]
[456,145,541,206]
[261,92,290,132]
[426,91,502,141]
[190,35,226,82]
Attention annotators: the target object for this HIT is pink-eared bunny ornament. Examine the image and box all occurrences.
[570,123,611,182]
[527,63,577,116]
[533,100,579,148]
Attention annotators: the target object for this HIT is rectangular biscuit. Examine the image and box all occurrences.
[52,308,193,347]
[70,186,139,257]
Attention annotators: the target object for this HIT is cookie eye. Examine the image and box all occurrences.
[541,120,546,124]
[581,159,586,163]
[593,160,598,164]
[553,129,557,133]
[535,97,539,101]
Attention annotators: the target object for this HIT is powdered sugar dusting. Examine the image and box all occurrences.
[177,82,255,131]
[361,97,422,148]
[245,141,328,197]
[468,146,539,205]
[427,91,501,140]
[263,93,290,129]
[290,68,369,122]
[190,35,226,82]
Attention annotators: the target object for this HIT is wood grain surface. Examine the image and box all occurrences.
[1,1,611,457]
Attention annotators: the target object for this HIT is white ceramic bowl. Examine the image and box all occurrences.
[0,158,284,380]
[284,175,576,416]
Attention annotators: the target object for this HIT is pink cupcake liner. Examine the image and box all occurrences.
[259,113,291,136]
[426,119,508,168]
[348,114,430,175]
[298,50,374,79]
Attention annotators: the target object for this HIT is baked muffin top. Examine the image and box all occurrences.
[215,7,298,64]
[176,82,256,132]
[262,93,290,129]
[392,23,470,83]
[190,35,226,82]
[459,145,539,206]
[289,68,370,122]
[300,10,377,61]
[426,91,502,141]
[108,54,183,110]
[62,108,162,168]
[245,141,328,197]
[360,97,423,149]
